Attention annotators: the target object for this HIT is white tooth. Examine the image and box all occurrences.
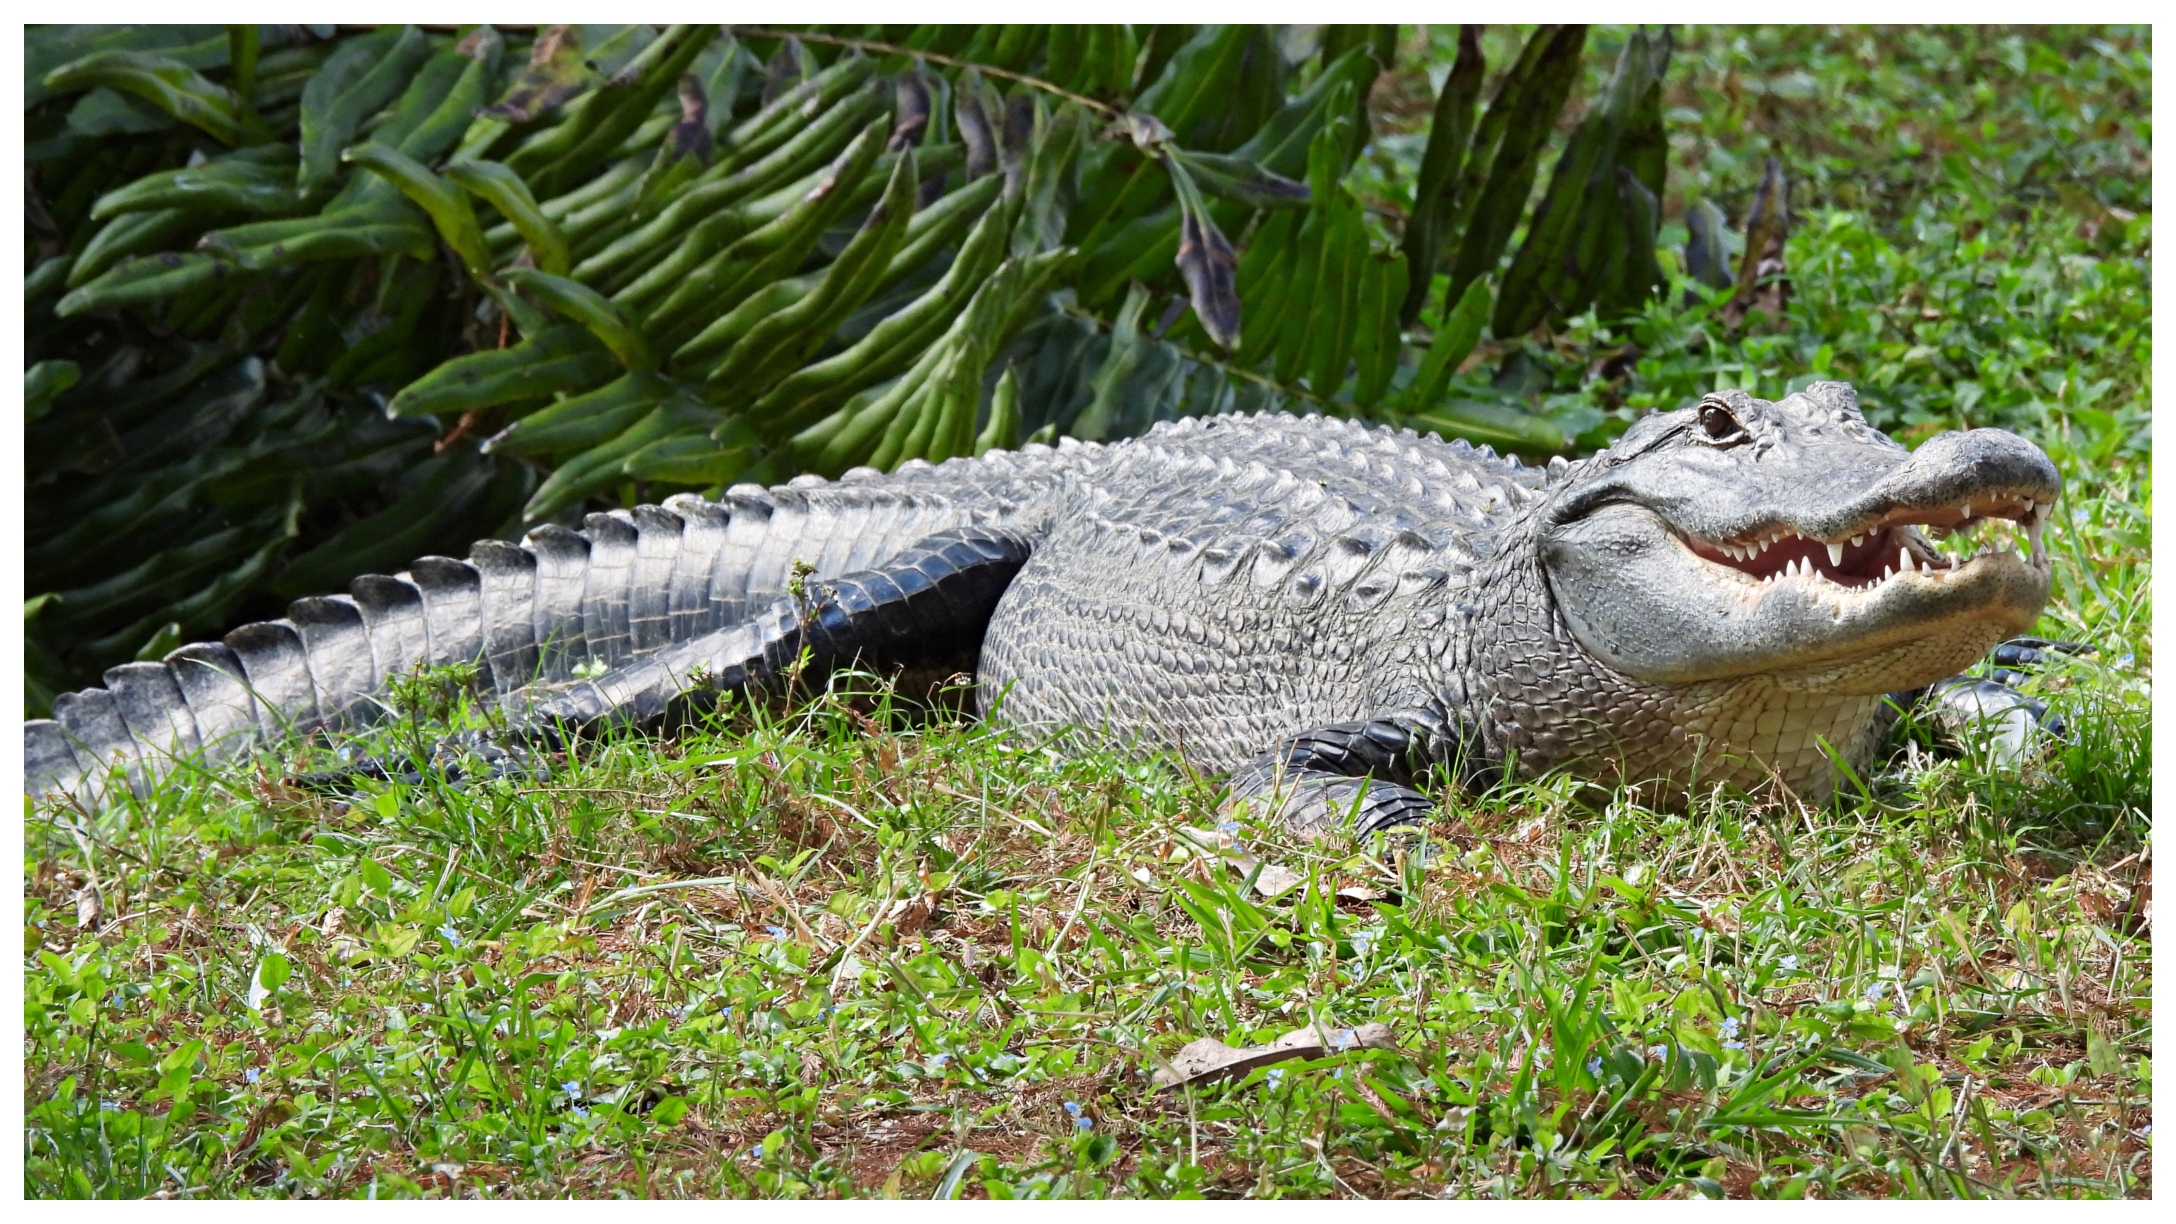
[1827,542,1844,567]
[1884,565,1895,581]
[1960,502,1970,520]
[1900,548,1914,573]
[1851,534,1864,547]
[2020,499,2034,514]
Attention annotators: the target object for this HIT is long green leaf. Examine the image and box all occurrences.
[506,269,656,373]
[343,144,494,279]
[447,161,571,275]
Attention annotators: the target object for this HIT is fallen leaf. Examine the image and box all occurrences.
[1175,827,1304,898]
[1150,1020,1397,1091]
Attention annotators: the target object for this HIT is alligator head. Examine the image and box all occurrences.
[1537,381,2058,697]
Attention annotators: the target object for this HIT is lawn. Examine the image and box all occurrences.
[21,25,2152,1198]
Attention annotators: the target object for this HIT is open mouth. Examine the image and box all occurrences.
[1683,492,2051,592]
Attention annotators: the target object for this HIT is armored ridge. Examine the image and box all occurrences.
[25,385,2062,833]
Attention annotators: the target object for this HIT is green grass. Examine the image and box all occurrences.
[22,25,2151,1199]
[20,654,2152,1198]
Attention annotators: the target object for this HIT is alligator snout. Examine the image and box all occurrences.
[1753,427,2058,547]
[1844,428,2060,530]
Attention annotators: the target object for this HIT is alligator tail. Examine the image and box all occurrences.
[25,450,1065,807]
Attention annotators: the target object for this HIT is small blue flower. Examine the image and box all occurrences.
[438,924,462,948]
[245,1066,260,1084]
[1650,1044,1670,1061]
[1723,1041,1745,1050]
[1217,820,1240,834]
[1779,954,1799,972]
[1719,1016,1741,1038]
[1586,1057,1603,1078]
[562,1079,582,1098]
[1075,1115,1093,1131]
[766,925,788,940]
[1265,1068,1284,1088]
[1865,980,1887,1001]
[571,1105,589,1119]
[1063,1100,1082,1117]
[928,1053,950,1068]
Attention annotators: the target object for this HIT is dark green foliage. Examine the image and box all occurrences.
[1491,27,1671,337]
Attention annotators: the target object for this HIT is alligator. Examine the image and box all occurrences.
[24,381,2066,833]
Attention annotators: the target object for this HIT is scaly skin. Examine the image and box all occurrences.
[26,382,2059,827]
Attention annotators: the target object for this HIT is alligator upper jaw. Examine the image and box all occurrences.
[1679,490,2053,593]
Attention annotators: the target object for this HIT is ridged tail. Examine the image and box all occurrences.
[25,448,1068,807]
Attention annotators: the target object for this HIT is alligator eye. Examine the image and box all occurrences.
[1698,404,1747,443]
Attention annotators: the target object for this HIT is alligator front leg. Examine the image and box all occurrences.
[1894,636,2087,764]
[1224,718,1477,839]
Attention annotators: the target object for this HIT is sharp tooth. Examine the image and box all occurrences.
[1899,547,1914,573]
[1827,542,1844,568]
[1960,502,1970,519]
[2020,499,2034,514]
[1884,565,1895,581]
[1851,534,1864,547]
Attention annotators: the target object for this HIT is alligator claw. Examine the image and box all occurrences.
[1989,636,2091,670]
[1921,675,2052,765]
[1910,632,2089,765]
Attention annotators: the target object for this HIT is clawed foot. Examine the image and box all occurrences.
[1914,636,2089,764]
[1223,775,1436,841]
